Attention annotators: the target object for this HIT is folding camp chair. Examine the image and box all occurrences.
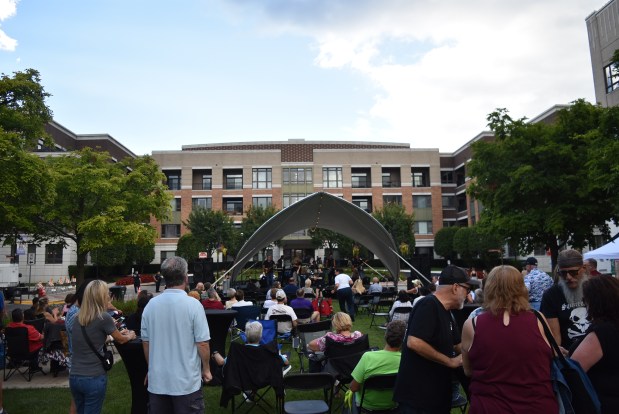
[231,306,261,343]
[268,314,295,345]
[4,327,45,382]
[323,334,370,398]
[220,341,286,414]
[295,320,332,373]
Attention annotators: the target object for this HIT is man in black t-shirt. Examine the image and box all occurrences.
[394,265,479,414]
[541,249,590,350]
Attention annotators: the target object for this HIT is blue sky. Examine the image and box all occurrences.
[0,0,600,155]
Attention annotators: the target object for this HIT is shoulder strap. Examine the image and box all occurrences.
[533,310,568,366]
[472,316,477,331]
[80,324,106,363]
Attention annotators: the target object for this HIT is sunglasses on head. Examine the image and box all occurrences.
[557,268,580,278]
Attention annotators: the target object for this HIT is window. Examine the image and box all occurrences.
[352,197,372,213]
[171,198,181,211]
[411,168,429,187]
[192,198,212,210]
[351,168,371,188]
[442,195,455,209]
[45,244,63,264]
[192,169,212,190]
[283,167,312,185]
[605,64,619,94]
[414,221,433,235]
[252,168,272,189]
[283,194,306,208]
[383,195,402,205]
[164,170,181,190]
[224,198,243,215]
[441,171,454,184]
[322,167,343,188]
[161,224,181,238]
[224,169,243,190]
[382,168,401,188]
[442,221,456,228]
[253,197,272,208]
[161,250,176,262]
[413,195,432,209]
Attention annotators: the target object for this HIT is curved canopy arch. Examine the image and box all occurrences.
[231,192,400,281]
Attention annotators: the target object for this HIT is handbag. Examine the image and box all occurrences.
[80,324,114,371]
[533,310,601,414]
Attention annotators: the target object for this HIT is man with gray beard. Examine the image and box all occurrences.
[540,249,590,350]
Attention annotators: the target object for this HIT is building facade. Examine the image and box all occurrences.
[587,0,619,107]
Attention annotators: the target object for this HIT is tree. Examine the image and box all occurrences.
[372,203,415,252]
[40,148,171,284]
[0,69,55,260]
[468,100,619,269]
[240,204,279,246]
[0,69,53,149]
[91,241,155,269]
[175,233,204,264]
[183,208,237,259]
[434,226,460,261]
[453,227,476,265]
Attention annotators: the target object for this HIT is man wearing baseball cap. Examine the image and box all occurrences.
[523,257,553,311]
[265,289,298,335]
[394,265,479,414]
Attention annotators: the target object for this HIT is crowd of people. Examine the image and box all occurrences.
[6,250,619,414]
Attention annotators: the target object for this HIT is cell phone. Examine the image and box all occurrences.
[115,316,126,330]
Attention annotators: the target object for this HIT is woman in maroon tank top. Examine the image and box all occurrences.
[461,265,558,414]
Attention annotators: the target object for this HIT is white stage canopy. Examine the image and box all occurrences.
[230,192,400,281]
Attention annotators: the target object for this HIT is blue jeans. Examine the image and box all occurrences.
[70,374,108,414]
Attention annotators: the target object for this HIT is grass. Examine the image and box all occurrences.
[4,301,466,413]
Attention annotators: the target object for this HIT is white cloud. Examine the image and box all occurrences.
[221,0,598,150]
[0,0,18,51]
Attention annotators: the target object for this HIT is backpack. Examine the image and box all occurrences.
[312,297,333,317]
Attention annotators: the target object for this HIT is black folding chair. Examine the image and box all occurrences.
[292,307,313,325]
[358,373,399,414]
[323,334,370,397]
[295,320,332,373]
[389,306,412,324]
[278,372,335,414]
[369,299,392,329]
[220,341,286,414]
[4,327,45,382]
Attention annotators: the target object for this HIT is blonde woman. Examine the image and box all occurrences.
[69,280,136,414]
[308,312,363,352]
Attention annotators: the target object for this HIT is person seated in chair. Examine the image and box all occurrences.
[8,308,45,362]
[308,312,363,352]
[224,288,238,309]
[290,289,320,323]
[212,321,290,367]
[350,320,406,412]
[368,277,383,294]
[283,277,299,297]
[231,289,254,308]
[265,290,298,334]
[202,288,225,310]
[263,288,279,309]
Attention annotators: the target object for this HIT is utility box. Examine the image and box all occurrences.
[0,264,19,288]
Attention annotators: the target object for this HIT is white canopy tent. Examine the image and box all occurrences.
[584,239,619,260]
[230,192,401,282]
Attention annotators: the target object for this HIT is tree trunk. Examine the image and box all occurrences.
[75,250,88,286]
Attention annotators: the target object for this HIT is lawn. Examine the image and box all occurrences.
[4,300,468,413]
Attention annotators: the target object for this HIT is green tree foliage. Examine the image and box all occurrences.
[175,233,204,263]
[240,205,279,245]
[40,148,171,284]
[372,203,415,252]
[468,100,619,269]
[91,241,155,268]
[183,208,236,259]
[0,69,53,149]
[434,226,460,260]
[0,69,55,257]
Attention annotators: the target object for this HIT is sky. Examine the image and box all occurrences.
[0,0,602,156]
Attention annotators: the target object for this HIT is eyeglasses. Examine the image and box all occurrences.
[456,283,472,294]
[557,268,581,278]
